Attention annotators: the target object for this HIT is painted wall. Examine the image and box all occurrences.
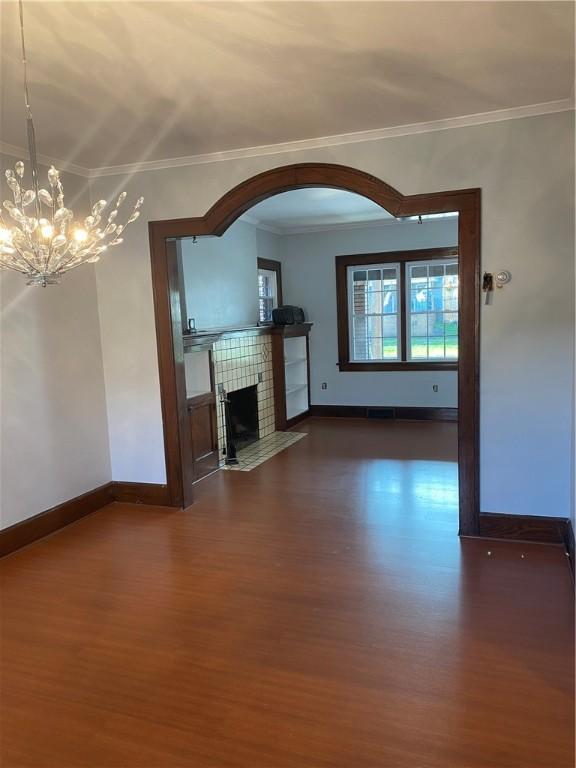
[0,152,111,529]
[279,219,458,408]
[90,111,575,518]
[181,223,259,330]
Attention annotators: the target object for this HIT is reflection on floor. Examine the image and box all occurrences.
[222,430,306,471]
[1,418,573,767]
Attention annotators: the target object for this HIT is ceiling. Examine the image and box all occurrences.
[241,188,395,232]
[1,1,574,169]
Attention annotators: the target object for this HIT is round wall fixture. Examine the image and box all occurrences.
[495,270,512,287]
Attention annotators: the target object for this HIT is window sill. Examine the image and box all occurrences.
[338,361,458,372]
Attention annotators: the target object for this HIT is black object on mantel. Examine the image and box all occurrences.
[272,306,305,325]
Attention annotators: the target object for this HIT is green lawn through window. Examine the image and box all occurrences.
[373,337,458,359]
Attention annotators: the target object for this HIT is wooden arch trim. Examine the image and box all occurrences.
[148,163,481,535]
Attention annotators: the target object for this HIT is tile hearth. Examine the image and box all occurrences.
[222,431,306,472]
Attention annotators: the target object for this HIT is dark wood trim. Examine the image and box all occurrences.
[309,405,457,422]
[335,246,459,371]
[338,362,458,372]
[112,482,171,506]
[478,512,571,544]
[269,322,313,338]
[186,391,215,408]
[271,331,287,431]
[336,247,458,267]
[563,520,575,583]
[0,484,114,557]
[257,257,283,307]
[397,407,458,422]
[175,239,188,335]
[148,163,480,535]
[0,481,173,557]
[478,514,576,581]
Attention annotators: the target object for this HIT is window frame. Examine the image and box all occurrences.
[257,258,283,324]
[336,247,458,371]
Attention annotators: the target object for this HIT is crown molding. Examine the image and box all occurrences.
[272,215,458,236]
[239,213,284,235]
[0,141,91,177]
[240,212,458,236]
[2,98,573,181]
[87,98,574,179]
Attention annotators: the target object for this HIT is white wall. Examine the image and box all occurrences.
[91,111,575,519]
[256,227,284,264]
[181,222,259,329]
[0,152,111,529]
[279,219,458,408]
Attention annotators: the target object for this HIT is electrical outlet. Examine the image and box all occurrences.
[321,382,327,390]
[257,372,263,383]
[433,384,439,393]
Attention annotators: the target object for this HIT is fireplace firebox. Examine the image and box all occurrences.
[227,385,259,452]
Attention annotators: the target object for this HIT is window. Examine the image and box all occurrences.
[257,258,283,323]
[407,260,458,361]
[336,248,458,370]
[349,264,401,361]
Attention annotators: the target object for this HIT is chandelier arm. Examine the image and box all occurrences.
[0,262,30,275]
[2,246,38,274]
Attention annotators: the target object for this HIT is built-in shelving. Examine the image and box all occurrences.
[269,323,313,429]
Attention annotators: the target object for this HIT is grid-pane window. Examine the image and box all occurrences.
[407,260,458,360]
[348,264,400,361]
[258,269,277,322]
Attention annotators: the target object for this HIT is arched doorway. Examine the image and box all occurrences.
[148,163,480,535]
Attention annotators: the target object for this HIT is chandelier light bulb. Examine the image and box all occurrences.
[73,228,88,243]
[39,219,53,239]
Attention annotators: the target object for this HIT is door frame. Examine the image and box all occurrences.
[148,163,481,535]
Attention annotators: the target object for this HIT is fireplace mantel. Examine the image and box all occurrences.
[183,323,312,351]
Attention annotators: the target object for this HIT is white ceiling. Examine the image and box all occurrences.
[1,1,574,170]
[242,188,395,232]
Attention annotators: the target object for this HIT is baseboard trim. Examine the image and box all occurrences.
[112,481,171,505]
[1,481,172,557]
[309,405,458,422]
[479,512,570,544]
[478,513,574,582]
[0,483,114,557]
[562,520,575,583]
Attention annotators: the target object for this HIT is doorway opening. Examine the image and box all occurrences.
[148,164,480,535]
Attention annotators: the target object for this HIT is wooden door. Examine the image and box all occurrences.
[188,393,219,481]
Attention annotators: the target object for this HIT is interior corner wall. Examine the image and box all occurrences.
[0,152,111,529]
[279,219,458,408]
[90,110,575,519]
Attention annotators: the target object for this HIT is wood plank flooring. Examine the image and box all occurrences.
[1,419,574,767]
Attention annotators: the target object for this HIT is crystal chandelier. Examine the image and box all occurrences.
[0,0,143,286]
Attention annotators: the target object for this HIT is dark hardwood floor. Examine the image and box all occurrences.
[1,419,573,767]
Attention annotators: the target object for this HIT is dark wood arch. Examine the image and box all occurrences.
[148,163,481,535]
